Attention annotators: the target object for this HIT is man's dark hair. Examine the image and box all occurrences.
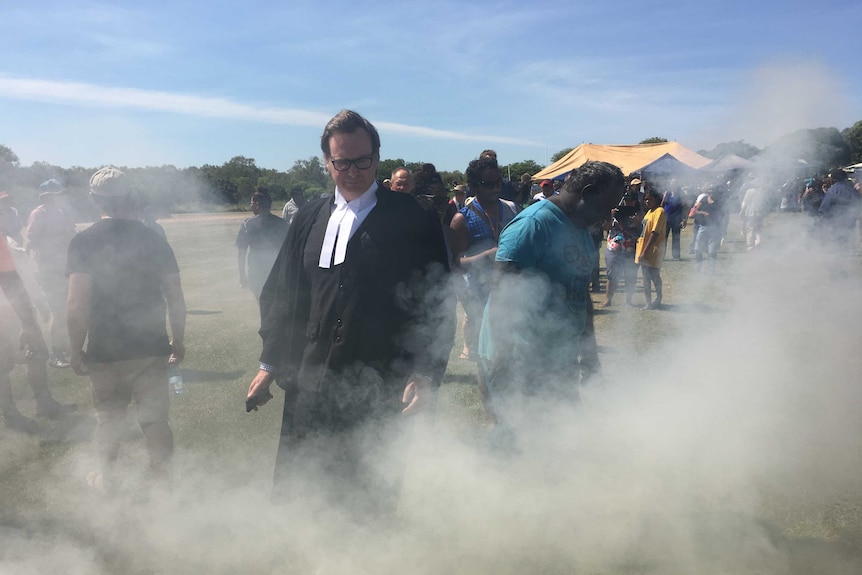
[412,163,443,196]
[320,109,381,158]
[562,161,624,200]
[644,185,663,200]
[465,156,500,189]
[252,189,273,209]
[479,149,498,160]
[830,169,848,182]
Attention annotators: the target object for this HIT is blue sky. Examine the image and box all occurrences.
[1,0,860,172]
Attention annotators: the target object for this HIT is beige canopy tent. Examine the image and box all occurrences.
[532,142,712,180]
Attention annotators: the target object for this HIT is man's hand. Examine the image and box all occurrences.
[169,340,185,363]
[70,349,89,376]
[246,369,274,412]
[402,373,433,415]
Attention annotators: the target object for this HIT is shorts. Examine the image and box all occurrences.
[88,356,170,426]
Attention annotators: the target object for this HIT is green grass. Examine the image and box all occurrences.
[2,211,862,573]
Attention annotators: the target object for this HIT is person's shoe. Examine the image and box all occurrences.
[36,397,78,419]
[3,411,40,434]
[49,354,71,368]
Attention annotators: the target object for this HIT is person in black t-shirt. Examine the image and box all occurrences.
[236,189,289,300]
[67,167,186,491]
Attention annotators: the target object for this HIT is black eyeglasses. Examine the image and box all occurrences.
[478,179,502,188]
[330,156,374,171]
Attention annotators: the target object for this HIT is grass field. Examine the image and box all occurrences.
[3,210,862,574]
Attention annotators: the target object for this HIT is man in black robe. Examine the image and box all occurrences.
[246,110,452,513]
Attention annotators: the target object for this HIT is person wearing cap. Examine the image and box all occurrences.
[238,188,289,301]
[628,177,643,206]
[450,184,468,211]
[691,185,724,274]
[602,191,641,307]
[66,167,187,490]
[24,179,77,368]
[532,179,557,203]
[0,232,76,432]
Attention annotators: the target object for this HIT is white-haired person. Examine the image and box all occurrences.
[67,167,186,491]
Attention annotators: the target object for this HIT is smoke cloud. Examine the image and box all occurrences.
[3,209,862,574]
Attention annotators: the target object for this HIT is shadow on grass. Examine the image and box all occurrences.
[182,369,245,384]
[660,303,724,315]
[759,514,862,575]
[593,307,617,316]
[442,373,478,386]
[36,412,97,445]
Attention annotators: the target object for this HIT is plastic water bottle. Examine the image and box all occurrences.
[168,362,184,395]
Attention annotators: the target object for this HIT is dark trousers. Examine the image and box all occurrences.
[273,382,407,517]
[665,223,682,260]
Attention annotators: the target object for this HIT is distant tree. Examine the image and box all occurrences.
[439,170,464,188]
[502,160,544,180]
[376,158,423,183]
[550,148,574,163]
[639,137,668,144]
[0,144,19,167]
[285,156,330,198]
[764,127,851,170]
[698,140,760,160]
[841,120,862,164]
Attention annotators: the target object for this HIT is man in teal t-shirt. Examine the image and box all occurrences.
[479,161,624,427]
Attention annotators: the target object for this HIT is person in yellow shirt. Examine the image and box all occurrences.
[635,187,667,310]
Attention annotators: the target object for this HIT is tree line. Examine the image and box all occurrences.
[1,120,859,219]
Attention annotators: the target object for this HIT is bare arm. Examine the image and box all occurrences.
[237,246,248,288]
[640,231,661,256]
[0,270,44,355]
[449,212,497,267]
[161,272,186,362]
[448,212,469,260]
[485,260,520,364]
[66,272,93,375]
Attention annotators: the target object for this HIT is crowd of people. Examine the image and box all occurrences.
[2,108,860,516]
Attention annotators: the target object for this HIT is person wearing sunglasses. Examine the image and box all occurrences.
[449,156,520,418]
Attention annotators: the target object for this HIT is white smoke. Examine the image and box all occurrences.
[3,200,862,573]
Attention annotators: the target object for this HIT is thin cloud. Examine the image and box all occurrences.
[0,76,541,147]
